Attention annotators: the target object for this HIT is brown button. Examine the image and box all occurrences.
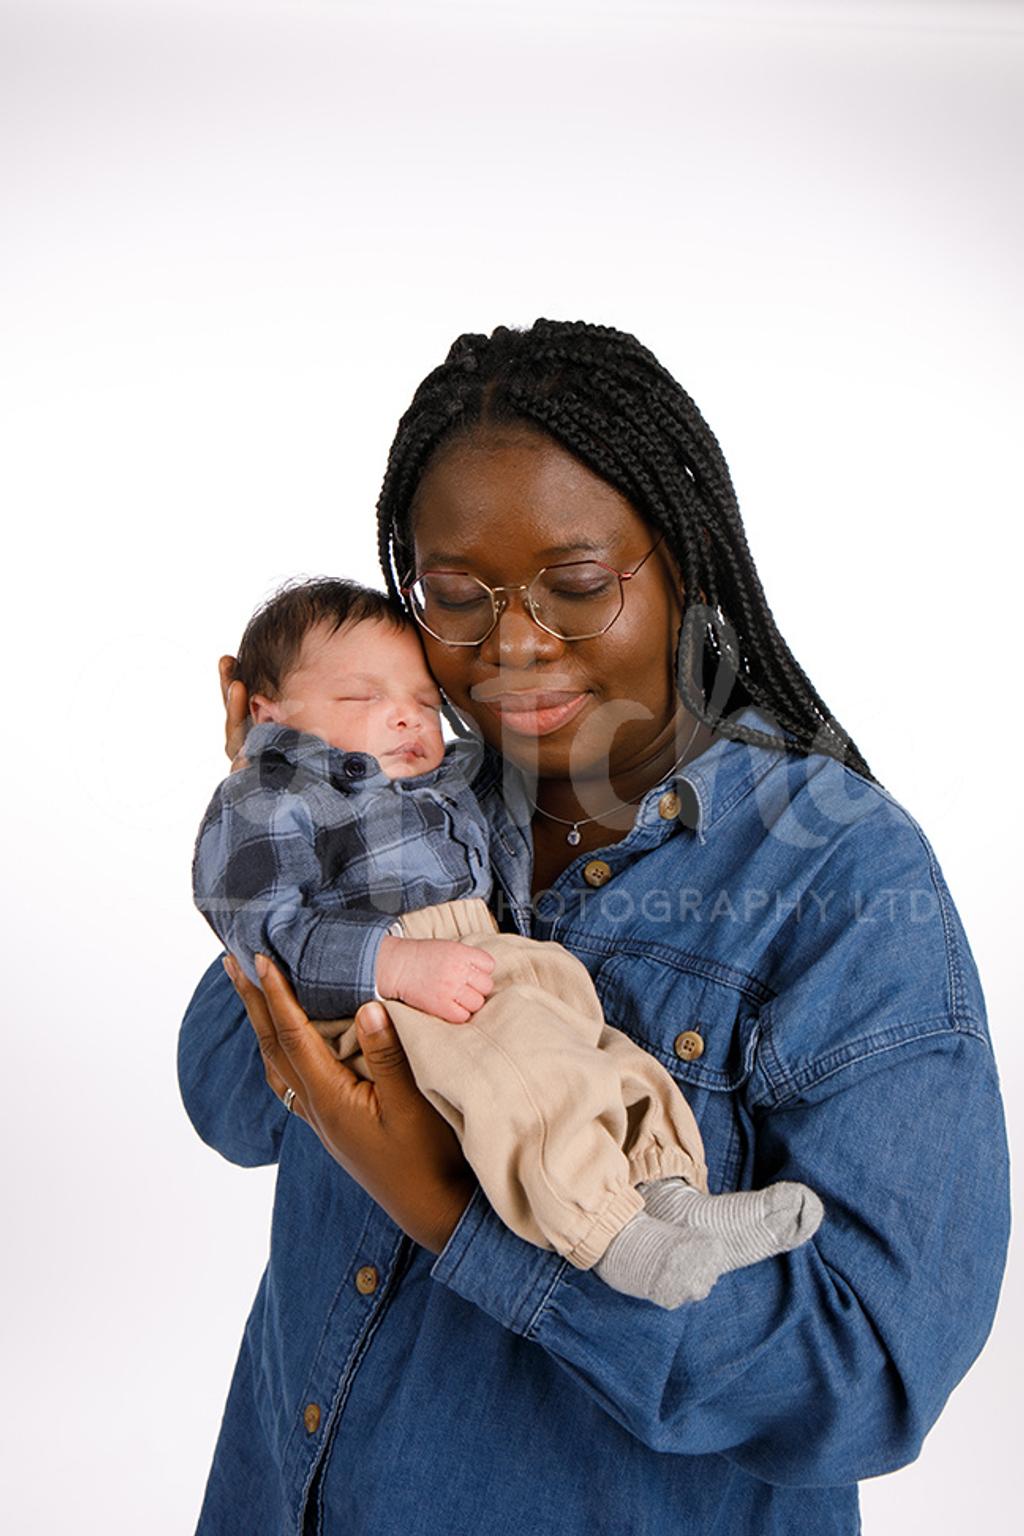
[355,1264,379,1294]
[583,859,612,888]
[303,1403,321,1434]
[658,790,681,820]
[674,1030,704,1061]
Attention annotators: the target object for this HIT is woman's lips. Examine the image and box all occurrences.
[481,691,590,737]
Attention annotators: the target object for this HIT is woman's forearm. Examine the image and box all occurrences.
[431,1033,1010,1484]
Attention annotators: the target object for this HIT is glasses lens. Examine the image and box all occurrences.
[410,573,495,643]
[528,563,623,639]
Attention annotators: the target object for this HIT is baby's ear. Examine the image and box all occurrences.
[249,693,280,724]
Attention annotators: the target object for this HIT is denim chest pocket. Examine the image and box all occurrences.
[587,946,768,1191]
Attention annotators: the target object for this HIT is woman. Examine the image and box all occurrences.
[179,319,1010,1534]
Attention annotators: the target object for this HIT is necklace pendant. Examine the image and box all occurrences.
[566,827,582,846]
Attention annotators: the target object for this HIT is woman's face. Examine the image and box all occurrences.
[407,425,688,784]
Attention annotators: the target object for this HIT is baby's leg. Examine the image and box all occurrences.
[594,1178,823,1308]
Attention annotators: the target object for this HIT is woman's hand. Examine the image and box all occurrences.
[219,654,250,771]
[223,953,477,1254]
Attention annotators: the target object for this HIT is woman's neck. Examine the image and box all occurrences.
[531,714,714,830]
[527,712,717,898]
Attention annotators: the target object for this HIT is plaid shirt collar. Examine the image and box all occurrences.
[243,721,473,794]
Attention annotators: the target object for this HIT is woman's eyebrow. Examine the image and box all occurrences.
[421,538,608,567]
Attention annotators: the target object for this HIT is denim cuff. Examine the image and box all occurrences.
[429,1185,568,1337]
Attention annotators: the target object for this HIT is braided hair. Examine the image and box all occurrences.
[376,318,876,784]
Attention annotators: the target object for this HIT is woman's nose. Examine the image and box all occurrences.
[478,591,565,669]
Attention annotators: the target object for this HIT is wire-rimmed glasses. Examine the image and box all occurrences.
[401,535,665,647]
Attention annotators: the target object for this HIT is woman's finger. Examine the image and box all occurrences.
[260,1048,309,1123]
[219,654,250,764]
[353,1001,431,1111]
[254,954,361,1103]
[218,654,236,708]
[223,956,303,1097]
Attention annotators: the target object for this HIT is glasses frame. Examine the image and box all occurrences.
[400,533,666,647]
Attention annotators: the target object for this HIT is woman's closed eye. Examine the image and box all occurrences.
[550,579,614,599]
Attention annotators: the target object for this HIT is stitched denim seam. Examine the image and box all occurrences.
[566,934,773,1005]
[604,1021,755,1093]
[757,1012,987,1108]
[699,750,784,836]
[280,1198,379,1468]
[840,775,968,1018]
[523,1258,571,1338]
[756,1016,799,1103]
[434,1193,560,1335]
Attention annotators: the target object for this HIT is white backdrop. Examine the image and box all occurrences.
[1,1,1020,1530]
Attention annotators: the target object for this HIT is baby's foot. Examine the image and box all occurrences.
[593,1210,726,1307]
[640,1177,823,1273]
[594,1180,823,1309]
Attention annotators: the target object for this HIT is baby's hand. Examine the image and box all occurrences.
[375,936,496,1023]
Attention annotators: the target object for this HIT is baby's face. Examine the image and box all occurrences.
[251,618,446,778]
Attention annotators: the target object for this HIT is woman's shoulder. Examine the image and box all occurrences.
[706,710,991,1081]
[700,704,958,897]
[663,706,988,1044]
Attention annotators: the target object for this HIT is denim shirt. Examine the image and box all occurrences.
[177,705,1010,1536]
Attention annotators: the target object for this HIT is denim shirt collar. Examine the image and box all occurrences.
[674,704,795,845]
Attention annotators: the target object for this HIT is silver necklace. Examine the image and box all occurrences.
[528,717,703,846]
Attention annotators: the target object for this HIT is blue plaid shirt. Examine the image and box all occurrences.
[192,722,492,1018]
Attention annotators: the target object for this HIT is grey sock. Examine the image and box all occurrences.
[639,1176,824,1270]
[593,1209,724,1308]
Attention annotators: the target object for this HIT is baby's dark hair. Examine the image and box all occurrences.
[233,576,408,699]
[376,318,876,783]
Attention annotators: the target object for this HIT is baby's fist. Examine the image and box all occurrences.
[375,936,495,1023]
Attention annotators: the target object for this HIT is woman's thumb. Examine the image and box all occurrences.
[354,1002,417,1093]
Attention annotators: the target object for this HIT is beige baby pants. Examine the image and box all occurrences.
[312,896,709,1269]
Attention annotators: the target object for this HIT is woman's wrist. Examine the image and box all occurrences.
[425,1175,478,1255]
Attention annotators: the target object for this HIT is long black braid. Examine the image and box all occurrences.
[375,318,877,784]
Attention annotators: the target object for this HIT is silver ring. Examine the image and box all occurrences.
[282,1086,296,1114]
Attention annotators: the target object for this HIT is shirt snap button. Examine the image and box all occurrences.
[344,756,368,779]
[583,859,612,888]
[355,1264,379,1294]
[658,790,681,820]
[674,1030,704,1061]
[303,1403,321,1434]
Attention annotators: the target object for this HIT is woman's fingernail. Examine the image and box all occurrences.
[360,1005,388,1035]
[254,953,268,977]
[226,681,235,710]
[222,956,238,983]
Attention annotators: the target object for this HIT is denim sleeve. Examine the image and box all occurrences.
[177,956,287,1167]
[430,1025,1011,1485]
